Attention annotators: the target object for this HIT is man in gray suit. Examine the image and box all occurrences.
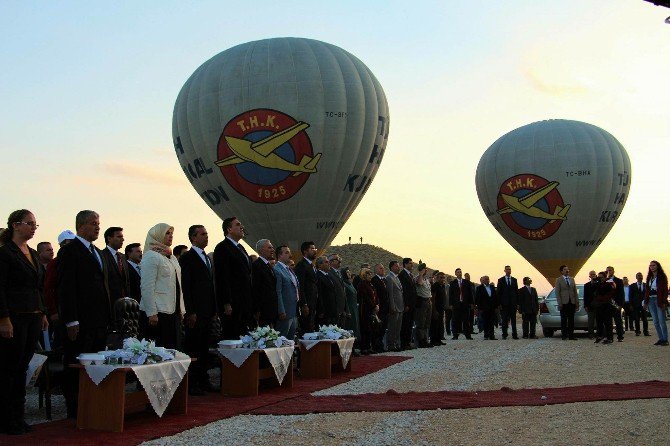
[274,245,299,340]
[328,254,348,327]
[385,260,404,352]
[554,265,579,340]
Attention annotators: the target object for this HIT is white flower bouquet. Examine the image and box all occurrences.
[240,326,294,349]
[317,325,353,340]
[102,338,176,365]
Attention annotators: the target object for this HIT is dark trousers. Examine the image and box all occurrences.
[0,313,41,428]
[140,311,182,350]
[452,308,470,338]
[444,309,453,335]
[624,304,634,331]
[429,308,445,344]
[560,302,576,338]
[373,313,388,351]
[586,310,596,337]
[400,309,414,347]
[501,305,517,338]
[63,325,108,417]
[612,306,624,340]
[480,309,495,339]
[595,304,613,340]
[298,304,317,336]
[185,316,212,388]
[633,305,649,334]
[522,313,537,338]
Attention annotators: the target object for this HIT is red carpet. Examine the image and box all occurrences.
[5,355,409,446]
[251,380,670,415]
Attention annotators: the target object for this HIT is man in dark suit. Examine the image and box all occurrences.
[213,217,254,339]
[252,239,278,327]
[583,270,597,338]
[180,225,218,395]
[315,256,337,325]
[497,265,519,339]
[294,241,318,333]
[449,268,474,340]
[475,276,498,340]
[398,258,417,349]
[371,263,389,351]
[630,272,650,336]
[606,266,625,342]
[518,277,539,338]
[328,254,348,328]
[57,210,111,418]
[100,226,130,304]
[125,243,142,303]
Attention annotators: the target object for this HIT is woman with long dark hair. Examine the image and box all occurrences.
[0,209,48,435]
[644,260,668,346]
[139,223,185,349]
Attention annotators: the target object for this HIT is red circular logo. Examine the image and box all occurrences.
[216,108,320,204]
[496,174,570,240]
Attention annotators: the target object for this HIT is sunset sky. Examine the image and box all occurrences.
[2,1,668,294]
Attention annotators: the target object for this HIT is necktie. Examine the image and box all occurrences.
[507,277,510,286]
[565,277,570,286]
[116,252,123,274]
[459,280,463,302]
[89,244,101,269]
[203,252,211,270]
[237,243,250,267]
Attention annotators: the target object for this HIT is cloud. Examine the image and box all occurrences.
[101,160,185,185]
[522,65,588,97]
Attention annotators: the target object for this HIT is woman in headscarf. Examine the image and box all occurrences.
[139,223,185,349]
[0,209,48,435]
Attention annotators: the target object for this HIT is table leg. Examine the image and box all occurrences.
[221,352,259,396]
[76,369,127,432]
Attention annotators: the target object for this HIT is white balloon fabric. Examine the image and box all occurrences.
[173,37,389,252]
[475,120,631,285]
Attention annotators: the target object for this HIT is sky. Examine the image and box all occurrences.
[1,0,668,294]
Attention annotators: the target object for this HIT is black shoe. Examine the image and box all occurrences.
[617,338,624,342]
[644,333,651,336]
[602,339,613,344]
[189,386,205,396]
[512,336,519,340]
[594,337,602,343]
[22,421,32,433]
[635,333,640,336]
[529,336,537,339]
[490,336,498,340]
[522,335,528,339]
[654,340,663,346]
[569,337,577,340]
[502,336,508,340]
[562,337,568,340]
[465,336,473,340]
[660,341,669,346]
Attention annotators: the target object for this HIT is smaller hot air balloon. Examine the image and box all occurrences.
[475,120,631,285]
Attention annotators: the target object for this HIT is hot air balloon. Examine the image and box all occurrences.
[172,37,389,254]
[475,120,631,285]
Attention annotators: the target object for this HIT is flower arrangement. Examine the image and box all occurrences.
[103,338,176,365]
[317,325,353,340]
[240,326,294,349]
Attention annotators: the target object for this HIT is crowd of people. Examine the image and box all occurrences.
[0,208,668,435]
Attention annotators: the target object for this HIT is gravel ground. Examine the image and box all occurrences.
[142,322,670,445]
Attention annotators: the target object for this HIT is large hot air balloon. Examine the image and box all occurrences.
[475,120,631,285]
[172,38,389,253]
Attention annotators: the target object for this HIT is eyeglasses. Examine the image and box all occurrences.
[15,221,39,228]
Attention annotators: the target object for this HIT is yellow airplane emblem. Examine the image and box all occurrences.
[215,122,322,177]
[498,181,571,223]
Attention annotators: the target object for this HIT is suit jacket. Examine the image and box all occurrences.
[449,278,473,310]
[316,270,338,320]
[496,275,519,307]
[398,269,417,310]
[518,286,539,314]
[179,248,216,318]
[371,275,389,316]
[127,261,142,303]
[475,284,498,311]
[294,258,318,310]
[611,276,625,306]
[251,258,278,324]
[583,280,597,309]
[213,238,253,317]
[274,262,298,319]
[57,238,111,330]
[431,282,447,312]
[554,275,579,305]
[139,250,185,317]
[629,282,646,307]
[101,247,130,302]
[0,241,45,318]
[385,272,403,313]
[329,268,347,316]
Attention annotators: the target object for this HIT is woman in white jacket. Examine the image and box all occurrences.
[139,223,185,349]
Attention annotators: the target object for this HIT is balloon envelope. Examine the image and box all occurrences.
[173,38,389,251]
[475,120,631,285]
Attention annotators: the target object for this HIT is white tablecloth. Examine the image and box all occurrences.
[218,346,294,385]
[26,353,48,386]
[83,352,191,417]
[299,338,355,370]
